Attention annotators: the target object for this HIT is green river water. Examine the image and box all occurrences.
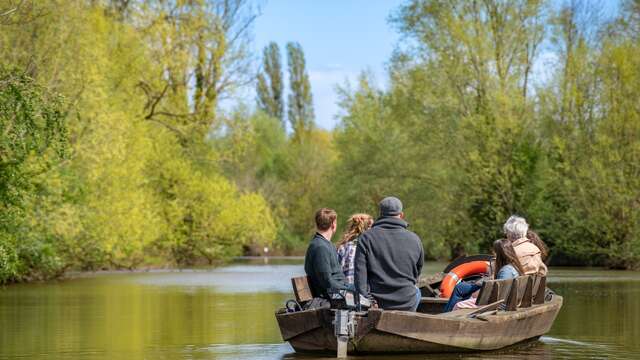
[1,259,638,359]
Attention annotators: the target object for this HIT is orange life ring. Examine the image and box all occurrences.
[439,261,490,298]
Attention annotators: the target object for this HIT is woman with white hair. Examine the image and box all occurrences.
[503,215,547,276]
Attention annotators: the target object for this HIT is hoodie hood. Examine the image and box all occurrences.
[373,216,409,229]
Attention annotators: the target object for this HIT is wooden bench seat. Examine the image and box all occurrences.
[417,297,449,314]
[291,276,314,305]
[476,274,547,311]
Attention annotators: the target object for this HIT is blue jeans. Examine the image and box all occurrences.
[410,286,421,312]
[444,281,481,312]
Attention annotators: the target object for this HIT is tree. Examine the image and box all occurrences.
[256,42,284,125]
[286,42,314,137]
[387,0,548,257]
[0,1,278,277]
[136,0,259,143]
[530,0,640,268]
[0,67,67,283]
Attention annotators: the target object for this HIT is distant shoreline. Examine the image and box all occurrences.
[58,256,305,279]
[234,256,304,260]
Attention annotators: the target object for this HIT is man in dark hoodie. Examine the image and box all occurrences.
[304,208,347,300]
[354,197,424,311]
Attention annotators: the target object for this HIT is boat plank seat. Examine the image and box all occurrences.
[468,299,504,318]
[291,276,314,304]
[520,276,535,308]
[476,278,514,306]
[476,275,547,311]
[505,276,528,311]
[417,297,448,314]
[420,297,449,304]
[504,275,547,310]
[533,275,547,305]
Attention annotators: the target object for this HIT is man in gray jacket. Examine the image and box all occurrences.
[354,197,424,311]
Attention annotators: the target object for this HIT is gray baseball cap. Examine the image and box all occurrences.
[379,196,403,217]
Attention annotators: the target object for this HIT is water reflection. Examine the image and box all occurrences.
[0,260,638,359]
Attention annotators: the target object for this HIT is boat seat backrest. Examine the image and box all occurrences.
[476,278,512,306]
[475,276,521,306]
[505,276,528,310]
[476,279,500,306]
[291,276,314,304]
[474,274,548,309]
[519,276,535,308]
[533,275,547,305]
[506,275,548,310]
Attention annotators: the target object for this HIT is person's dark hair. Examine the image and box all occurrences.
[493,239,525,279]
[526,230,549,262]
[315,208,337,231]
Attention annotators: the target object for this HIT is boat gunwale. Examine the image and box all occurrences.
[275,294,563,324]
[371,294,563,322]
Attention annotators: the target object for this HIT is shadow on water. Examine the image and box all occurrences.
[0,260,638,359]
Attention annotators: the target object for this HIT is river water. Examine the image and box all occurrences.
[0,259,638,359]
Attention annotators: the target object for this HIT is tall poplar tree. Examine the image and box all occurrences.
[256,42,284,125]
[286,42,314,137]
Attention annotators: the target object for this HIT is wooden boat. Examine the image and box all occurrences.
[275,272,562,355]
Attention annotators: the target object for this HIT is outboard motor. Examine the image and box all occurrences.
[327,289,372,357]
[328,289,372,311]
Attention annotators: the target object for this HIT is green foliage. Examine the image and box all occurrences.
[334,0,640,268]
[257,42,285,125]
[532,21,640,268]
[0,67,67,283]
[0,1,277,281]
[215,108,335,254]
[1,0,639,282]
[286,42,315,137]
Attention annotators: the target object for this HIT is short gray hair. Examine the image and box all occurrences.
[503,215,528,240]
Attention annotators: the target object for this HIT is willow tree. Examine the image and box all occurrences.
[0,68,67,283]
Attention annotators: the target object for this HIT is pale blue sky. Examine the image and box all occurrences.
[248,0,621,130]
[251,0,404,129]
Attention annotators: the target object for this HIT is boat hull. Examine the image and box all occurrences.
[276,295,562,354]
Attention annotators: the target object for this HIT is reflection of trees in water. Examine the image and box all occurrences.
[0,278,289,359]
[1,268,638,359]
[550,282,640,347]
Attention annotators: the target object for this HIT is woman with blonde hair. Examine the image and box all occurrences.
[337,213,373,284]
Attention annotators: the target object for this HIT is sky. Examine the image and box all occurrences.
[247,0,621,130]
[250,0,404,130]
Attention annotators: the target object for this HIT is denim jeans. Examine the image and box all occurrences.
[444,281,481,312]
[410,286,421,312]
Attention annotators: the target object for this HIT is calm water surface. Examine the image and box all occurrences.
[1,260,638,359]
